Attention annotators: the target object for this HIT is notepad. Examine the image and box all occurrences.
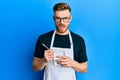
[54,51,65,65]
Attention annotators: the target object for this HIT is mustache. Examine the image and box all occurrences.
[58,24,65,27]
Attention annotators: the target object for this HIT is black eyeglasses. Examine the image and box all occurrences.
[53,16,71,23]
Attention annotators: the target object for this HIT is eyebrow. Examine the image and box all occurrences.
[54,16,71,18]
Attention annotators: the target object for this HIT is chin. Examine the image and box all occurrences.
[56,26,68,33]
[58,30,67,33]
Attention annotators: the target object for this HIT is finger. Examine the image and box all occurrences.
[56,60,62,64]
[49,56,54,58]
[50,49,54,53]
[48,53,54,57]
[55,59,61,63]
[47,57,53,60]
[45,52,53,57]
[56,58,66,62]
[45,50,49,53]
[61,64,69,67]
[56,56,66,59]
[60,61,66,65]
[47,49,54,53]
[56,60,66,65]
[45,50,51,53]
[56,61,65,65]
[47,53,51,56]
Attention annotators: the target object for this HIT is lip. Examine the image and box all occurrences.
[58,25,64,29]
[59,24,65,27]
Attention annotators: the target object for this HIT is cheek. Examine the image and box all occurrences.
[54,22,59,25]
[65,23,70,27]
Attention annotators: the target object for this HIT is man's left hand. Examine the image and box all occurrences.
[56,56,75,67]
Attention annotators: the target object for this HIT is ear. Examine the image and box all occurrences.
[70,15,72,21]
[53,16,54,19]
[53,16,55,21]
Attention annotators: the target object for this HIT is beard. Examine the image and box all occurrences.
[56,23,69,33]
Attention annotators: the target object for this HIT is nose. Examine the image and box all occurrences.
[60,19,64,24]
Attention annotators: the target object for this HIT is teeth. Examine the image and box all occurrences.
[59,26,64,29]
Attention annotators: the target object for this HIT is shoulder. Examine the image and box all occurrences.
[36,30,54,46]
[38,30,54,40]
[70,31,85,43]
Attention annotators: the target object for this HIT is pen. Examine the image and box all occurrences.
[42,43,49,50]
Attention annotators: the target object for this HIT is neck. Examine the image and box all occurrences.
[56,30,69,35]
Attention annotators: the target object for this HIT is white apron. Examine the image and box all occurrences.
[44,30,76,80]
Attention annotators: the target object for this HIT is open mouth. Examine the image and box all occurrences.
[58,24,65,29]
[59,25,64,29]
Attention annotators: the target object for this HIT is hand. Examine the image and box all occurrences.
[56,56,75,67]
[44,49,54,63]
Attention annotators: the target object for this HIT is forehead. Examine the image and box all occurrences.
[54,10,71,17]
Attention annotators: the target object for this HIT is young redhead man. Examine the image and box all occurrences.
[32,2,88,80]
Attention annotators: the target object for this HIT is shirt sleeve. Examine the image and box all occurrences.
[78,39,88,63]
[34,36,44,58]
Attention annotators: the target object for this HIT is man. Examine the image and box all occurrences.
[32,2,88,80]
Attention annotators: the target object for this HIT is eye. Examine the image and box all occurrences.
[63,17,70,22]
[54,17,60,20]
[64,17,69,20]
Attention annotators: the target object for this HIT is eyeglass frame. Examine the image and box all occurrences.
[53,16,71,23]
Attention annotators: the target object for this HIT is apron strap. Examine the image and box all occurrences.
[50,30,56,49]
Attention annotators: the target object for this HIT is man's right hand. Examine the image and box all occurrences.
[44,49,54,63]
[32,50,54,71]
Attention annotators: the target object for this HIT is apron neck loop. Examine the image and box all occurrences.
[50,30,73,49]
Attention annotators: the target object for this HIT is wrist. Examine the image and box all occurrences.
[72,60,77,68]
[42,58,47,64]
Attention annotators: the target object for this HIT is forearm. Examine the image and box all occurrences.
[72,61,87,73]
[32,58,46,71]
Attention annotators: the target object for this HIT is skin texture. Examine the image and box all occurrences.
[54,10,71,35]
[32,9,88,73]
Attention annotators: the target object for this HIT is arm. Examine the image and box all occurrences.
[32,57,46,71]
[32,49,54,71]
[72,61,87,73]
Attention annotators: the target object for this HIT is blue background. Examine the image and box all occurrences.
[0,0,120,80]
